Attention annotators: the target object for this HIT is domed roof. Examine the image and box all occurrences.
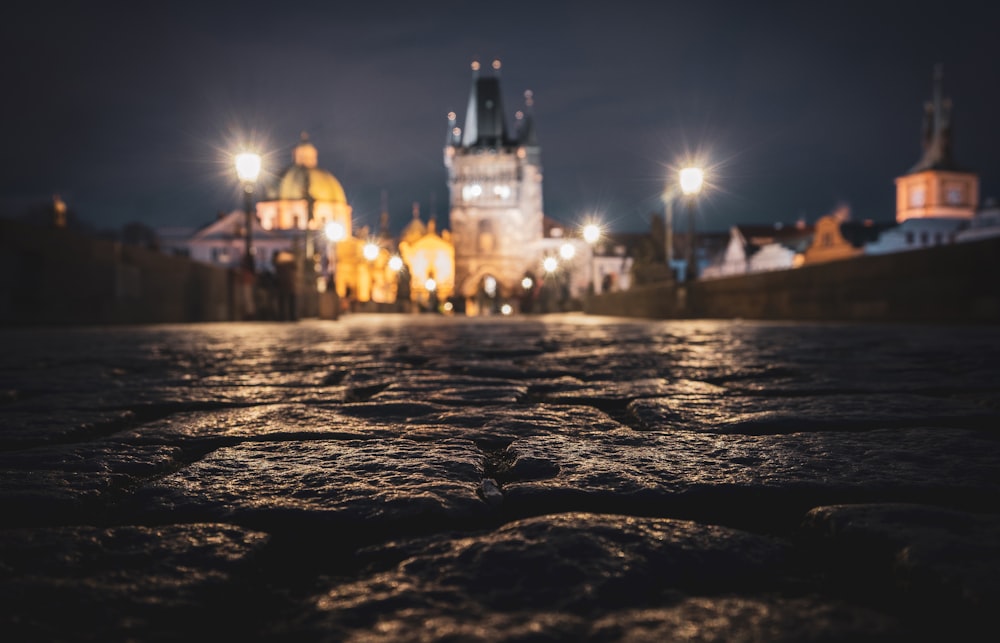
[274,133,348,204]
[277,166,347,203]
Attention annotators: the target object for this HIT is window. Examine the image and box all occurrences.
[478,220,495,253]
[905,231,914,245]
[462,183,483,201]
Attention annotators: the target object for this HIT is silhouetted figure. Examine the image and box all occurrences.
[274,250,298,321]
[602,273,614,293]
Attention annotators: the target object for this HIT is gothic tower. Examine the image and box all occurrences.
[444,60,544,312]
[895,65,979,223]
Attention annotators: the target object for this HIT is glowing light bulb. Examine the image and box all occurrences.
[324,221,345,242]
[679,167,704,196]
[235,152,261,183]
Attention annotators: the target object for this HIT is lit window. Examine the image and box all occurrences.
[462,184,483,200]
[493,185,511,199]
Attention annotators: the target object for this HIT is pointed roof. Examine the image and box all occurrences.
[908,64,966,174]
[445,111,461,146]
[516,90,538,146]
[460,60,511,148]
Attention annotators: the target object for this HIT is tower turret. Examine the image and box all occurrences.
[444,61,545,313]
[894,65,978,223]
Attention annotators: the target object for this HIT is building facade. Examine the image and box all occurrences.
[256,133,354,302]
[894,65,978,224]
[869,66,986,254]
[444,61,545,314]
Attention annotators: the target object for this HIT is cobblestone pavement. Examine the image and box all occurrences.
[2,314,999,641]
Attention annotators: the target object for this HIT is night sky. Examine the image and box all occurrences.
[3,0,999,235]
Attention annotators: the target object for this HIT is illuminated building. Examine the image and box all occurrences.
[256,133,354,306]
[802,205,874,264]
[444,60,545,315]
[398,203,455,310]
[257,132,353,234]
[894,65,978,224]
[869,66,981,254]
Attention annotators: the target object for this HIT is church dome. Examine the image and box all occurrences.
[274,133,348,204]
[277,165,348,204]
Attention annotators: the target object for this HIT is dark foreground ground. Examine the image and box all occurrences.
[1,314,999,641]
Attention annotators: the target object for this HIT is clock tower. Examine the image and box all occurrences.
[445,61,544,314]
[895,65,978,223]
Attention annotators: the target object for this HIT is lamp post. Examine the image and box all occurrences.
[679,167,704,282]
[363,241,379,308]
[387,254,404,311]
[324,221,346,319]
[582,223,600,294]
[234,152,262,273]
[324,221,346,287]
[662,190,675,271]
[542,255,559,313]
[425,277,439,313]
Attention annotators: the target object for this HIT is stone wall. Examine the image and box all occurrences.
[585,235,1000,323]
[0,220,240,326]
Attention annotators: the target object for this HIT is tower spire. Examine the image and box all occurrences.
[446,111,460,146]
[910,63,957,173]
[461,60,509,148]
[379,189,390,238]
[518,89,538,146]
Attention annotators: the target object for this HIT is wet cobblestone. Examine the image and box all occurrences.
[2,315,999,641]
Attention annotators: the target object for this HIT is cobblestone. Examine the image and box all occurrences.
[2,315,999,641]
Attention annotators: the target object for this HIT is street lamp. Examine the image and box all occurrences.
[324,221,346,287]
[582,223,601,294]
[363,241,380,305]
[234,152,261,274]
[322,221,347,318]
[679,167,704,282]
[325,221,346,242]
